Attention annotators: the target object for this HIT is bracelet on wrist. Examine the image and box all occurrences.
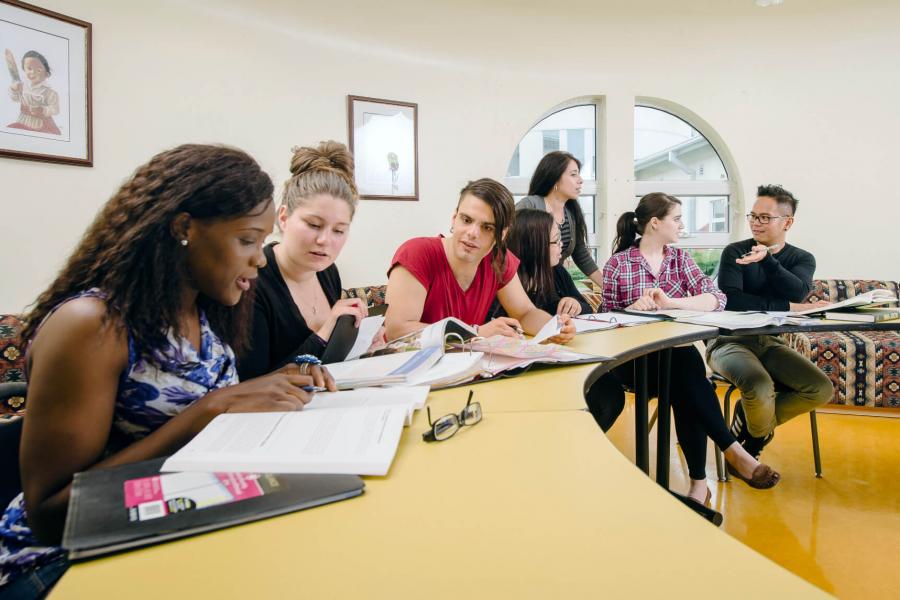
[292,354,322,366]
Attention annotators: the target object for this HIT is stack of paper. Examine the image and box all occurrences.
[324,346,444,389]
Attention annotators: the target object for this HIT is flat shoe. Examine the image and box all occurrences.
[727,462,780,489]
[687,487,712,508]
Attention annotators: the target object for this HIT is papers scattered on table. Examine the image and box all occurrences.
[667,311,791,330]
[162,404,409,476]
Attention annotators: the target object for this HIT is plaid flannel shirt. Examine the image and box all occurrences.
[601,245,726,312]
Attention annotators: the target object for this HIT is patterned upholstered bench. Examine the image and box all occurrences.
[780,279,900,408]
[0,314,27,417]
[342,285,387,309]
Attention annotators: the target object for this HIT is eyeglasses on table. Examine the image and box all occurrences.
[422,390,482,442]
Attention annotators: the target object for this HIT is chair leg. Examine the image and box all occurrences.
[810,410,823,478]
[715,385,736,483]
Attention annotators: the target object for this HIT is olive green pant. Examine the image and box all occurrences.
[706,335,833,438]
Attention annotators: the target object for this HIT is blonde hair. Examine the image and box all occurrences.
[282,140,358,218]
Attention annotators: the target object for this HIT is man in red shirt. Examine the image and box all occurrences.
[385,178,575,343]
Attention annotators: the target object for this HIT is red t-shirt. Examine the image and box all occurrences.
[388,236,520,326]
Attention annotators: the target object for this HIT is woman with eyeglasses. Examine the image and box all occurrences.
[601,193,780,506]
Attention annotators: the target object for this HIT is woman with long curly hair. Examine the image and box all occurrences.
[0,144,334,597]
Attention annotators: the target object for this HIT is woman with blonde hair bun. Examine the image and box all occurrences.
[238,140,383,378]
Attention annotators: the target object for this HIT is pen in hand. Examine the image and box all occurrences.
[302,385,327,393]
[740,244,781,258]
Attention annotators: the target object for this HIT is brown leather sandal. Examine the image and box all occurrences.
[727,462,780,489]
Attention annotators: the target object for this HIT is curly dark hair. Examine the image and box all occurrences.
[22,144,274,358]
[757,184,798,215]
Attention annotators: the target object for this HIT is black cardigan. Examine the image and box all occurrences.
[238,243,342,380]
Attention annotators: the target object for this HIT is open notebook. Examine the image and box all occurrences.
[160,387,431,476]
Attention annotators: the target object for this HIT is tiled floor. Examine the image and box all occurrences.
[605,395,900,599]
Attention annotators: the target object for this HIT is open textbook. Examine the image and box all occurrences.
[788,289,898,316]
[162,404,408,476]
[326,317,606,389]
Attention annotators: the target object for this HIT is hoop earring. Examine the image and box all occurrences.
[450,226,454,233]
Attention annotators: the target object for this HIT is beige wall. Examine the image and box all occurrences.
[2,0,898,312]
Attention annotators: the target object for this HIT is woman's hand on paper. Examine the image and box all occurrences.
[557,296,583,317]
[480,317,524,339]
[545,314,576,345]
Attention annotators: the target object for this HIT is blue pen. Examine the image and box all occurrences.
[302,385,327,393]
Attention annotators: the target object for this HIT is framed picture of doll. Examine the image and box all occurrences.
[347,95,418,201]
[0,0,92,166]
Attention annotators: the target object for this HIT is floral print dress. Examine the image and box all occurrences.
[0,290,239,587]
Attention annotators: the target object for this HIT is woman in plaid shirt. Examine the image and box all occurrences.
[602,193,780,506]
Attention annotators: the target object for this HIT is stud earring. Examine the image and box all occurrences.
[180,239,188,246]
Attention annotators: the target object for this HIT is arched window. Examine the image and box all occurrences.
[506,98,738,280]
[635,102,736,275]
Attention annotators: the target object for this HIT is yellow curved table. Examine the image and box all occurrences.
[51,323,829,599]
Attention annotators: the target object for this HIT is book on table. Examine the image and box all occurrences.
[626,309,819,330]
[788,289,898,316]
[62,457,364,560]
[326,317,607,389]
[823,307,900,323]
[160,391,423,475]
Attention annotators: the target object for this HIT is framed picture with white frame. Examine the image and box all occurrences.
[347,95,418,201]
[0,0,92,166]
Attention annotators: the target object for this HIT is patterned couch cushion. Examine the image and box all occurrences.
[342,285,387,308]
[0,314,27,416]
[806,279,899,304]
[782,330,899,408]
[783,279,900,408]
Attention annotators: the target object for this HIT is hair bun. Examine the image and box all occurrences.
[289,140,354,182]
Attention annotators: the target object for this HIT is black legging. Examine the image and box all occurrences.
[597,346,735,480]
[585,373,626,432]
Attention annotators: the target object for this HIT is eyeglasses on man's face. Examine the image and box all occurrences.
[746,212,790,225]
[422,391,482,442]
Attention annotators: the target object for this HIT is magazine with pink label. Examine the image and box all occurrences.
[124,471,281,522]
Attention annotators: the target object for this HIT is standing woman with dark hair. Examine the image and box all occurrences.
[0,145,334,597]
[516,151,602,288]
[238,141,384,380]
[602,193,780,505]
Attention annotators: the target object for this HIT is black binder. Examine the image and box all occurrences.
[62,457,364,560]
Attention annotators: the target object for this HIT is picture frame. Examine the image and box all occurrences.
[0,0,92,166]
[347,95,418,201]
